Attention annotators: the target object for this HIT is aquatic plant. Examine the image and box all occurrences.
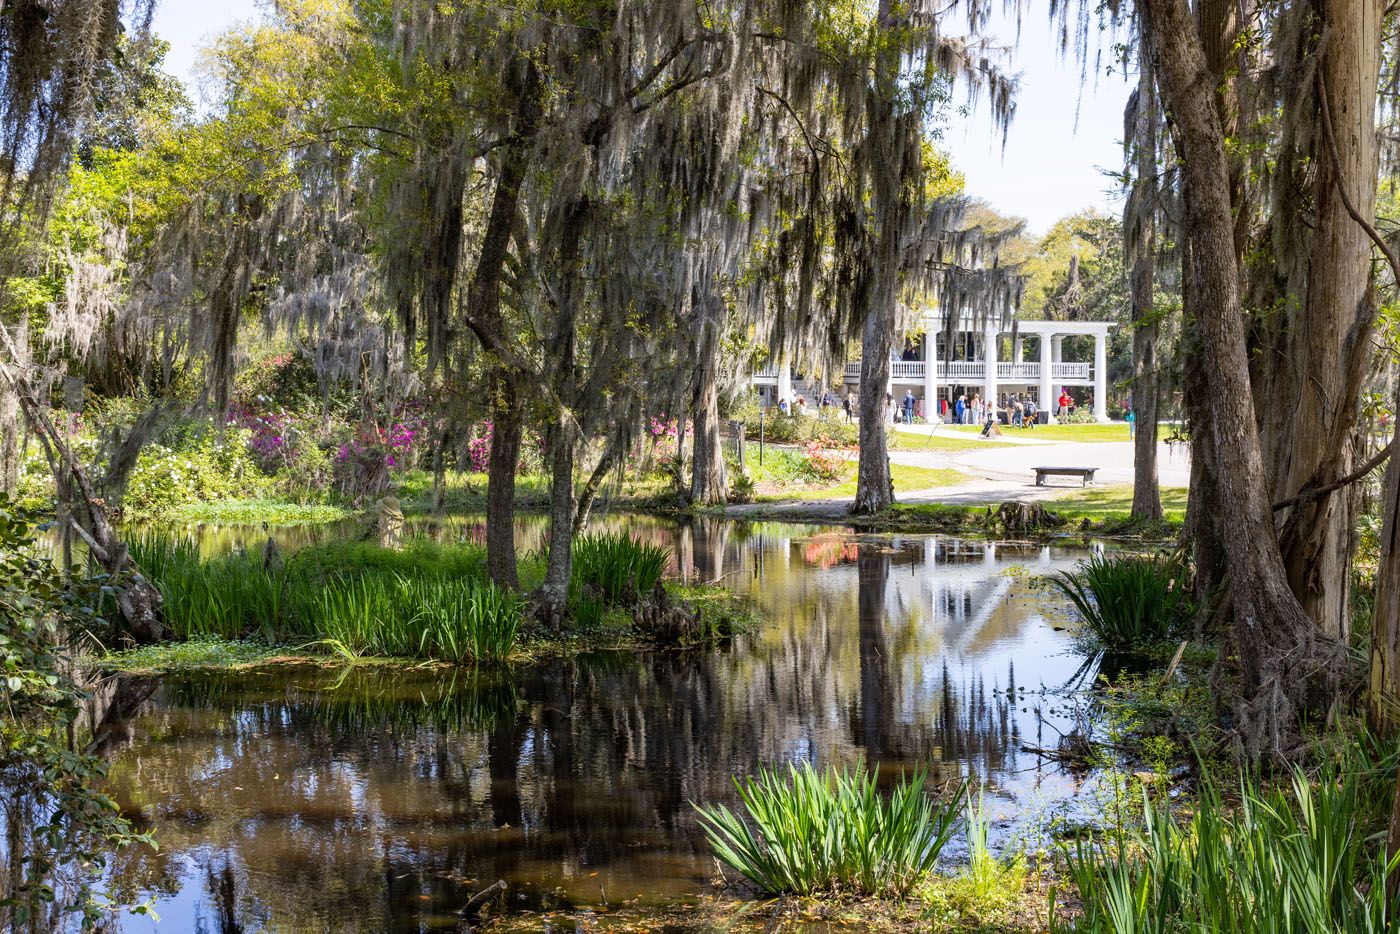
[1057,752,1400,933]
[132,537,521,662]
[571,532,670,605]
[694,762,963,897]
[1052,553,1192,651]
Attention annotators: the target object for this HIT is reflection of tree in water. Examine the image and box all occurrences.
[99,527,1086,929]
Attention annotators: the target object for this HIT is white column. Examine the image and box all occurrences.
[776,350,791,404]
[1039,334,1054,424]
[1050,335,1064,407]
[924,332,938,421]
[1013,336,1024,363]
[1093,332,1108,422]
[983,321,999,413]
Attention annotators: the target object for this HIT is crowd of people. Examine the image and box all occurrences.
[766,387,1097,431]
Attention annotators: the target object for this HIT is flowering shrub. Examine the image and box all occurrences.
[802,442,846,484]
[124,428,268,519]
[467,422,493,472]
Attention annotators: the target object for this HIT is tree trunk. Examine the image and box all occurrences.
[464,61,541,591]
[485,392,522,590]
[689,304,727,506]
[1129,63,1162,522]
[853,309,894,514]
[0,318,25,495]
[1370,406,1400,731]
[852,0,903,517]
[538,425,575,629]
[1140,0,1348,758]
[1270,0,1382,642]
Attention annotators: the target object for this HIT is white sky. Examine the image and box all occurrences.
[151,1,1126,234]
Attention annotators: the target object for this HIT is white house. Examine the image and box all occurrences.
[752,312,1115,422]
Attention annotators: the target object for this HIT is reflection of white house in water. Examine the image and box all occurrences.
[752,311,1115,422]
[918,539,1068,652]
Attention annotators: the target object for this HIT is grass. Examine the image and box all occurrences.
[1052,553,1193,651]
[752,461,968,502]
[98,636,288,671]
[1057,746,1400,933]
[166,498,353,525]
[1049,485,1188,523]
[130,536,526,663]
[889,427,1003,450]
[694,762,963,897]
[571,532,670,605]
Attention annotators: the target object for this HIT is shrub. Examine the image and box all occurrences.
[1052,553,1192,651]
[694,762,963,897]
[802,441,846,483]
[123,427,268,519]
[571,532,670,606]
[1057,752,1399,933]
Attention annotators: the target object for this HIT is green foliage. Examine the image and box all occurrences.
[920,790,1030,929]
[736,403,860,448]
[122,428,269,520]
[1056,749,1400,933]
[694,762,963,897]
[131,537,522,663]
[1052,553,1193,651]
[0,500,154,927]
[571,533,670,606]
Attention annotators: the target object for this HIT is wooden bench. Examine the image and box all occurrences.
[1034,466,1098,487]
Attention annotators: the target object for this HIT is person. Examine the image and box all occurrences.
[1126,407,1136,439]
[954,394,966,425]
[796,395,806,417]
[1012,396,1024,428]
[1057,390,1072,421]
[885,391,895,424]
[843,392,853,422]
[1025,397,1037,428]
[971,393,983,427]
[903,390,915,424]
[778,397,789,416]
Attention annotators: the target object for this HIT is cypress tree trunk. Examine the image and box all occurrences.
[852,0,902,517]
[689,306,727,506]
[853,308,894,514]
[1270,0,1382,641]
[485,393,523,590]
[1129,64,1162,522]
[538,425,575,629]
[1139,0,1348,757]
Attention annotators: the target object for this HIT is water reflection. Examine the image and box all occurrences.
[101,517,1093,932]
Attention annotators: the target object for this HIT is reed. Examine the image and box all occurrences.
[1052,553,1192,651]
[694,762,963,897]
[1057,751,1399,933]
[132,537,521,662]
[571,532,669,605]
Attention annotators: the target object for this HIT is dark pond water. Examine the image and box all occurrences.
[93,516,1099,932]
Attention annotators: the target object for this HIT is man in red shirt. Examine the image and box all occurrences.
[1057,390,1073,421]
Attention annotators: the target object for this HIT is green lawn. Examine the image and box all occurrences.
[888,427,1002,450]
[756,462,968,502]
[1047,484,1189,522]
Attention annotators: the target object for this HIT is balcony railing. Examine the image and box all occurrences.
[821,360,1094,383]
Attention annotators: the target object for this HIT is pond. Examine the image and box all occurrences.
[95,516,1101,931]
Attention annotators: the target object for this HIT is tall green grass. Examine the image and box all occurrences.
[571,532,669,605]
[131,537,521,662]
[694,762,963,897]
[1052,553,1193,651]
[1057,752,1400,933]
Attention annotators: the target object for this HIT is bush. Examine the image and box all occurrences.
[123,426,269,519]
[1052,553,1192,651]
[737,407,859,447]
[694,762,963,897]
[1057,750,1399,933]
[571,532,670,606]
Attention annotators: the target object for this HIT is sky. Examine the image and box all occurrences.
[150,2,1127,235]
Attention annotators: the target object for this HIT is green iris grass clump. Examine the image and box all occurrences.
[694,762,963,897]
